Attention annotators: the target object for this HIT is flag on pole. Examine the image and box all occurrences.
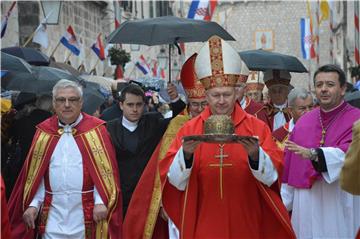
[300,18,312,60]
[1,2,17,38]
[187,0,217,21]
[91,33,105,60]
[306,0,317,59]
[60,26,81,56]
[152,60,159,77]
[135,55,151,75]
[32,10,54,49]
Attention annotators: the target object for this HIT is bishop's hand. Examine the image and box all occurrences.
[23,206,38,229]
[285,140,311,160]
[167,83,179,101]
[93,204,108,223]
[236,137,259,161]
[182,139,202,160]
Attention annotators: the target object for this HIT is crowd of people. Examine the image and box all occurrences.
[1,35,360,239]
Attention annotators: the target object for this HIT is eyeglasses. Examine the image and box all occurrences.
[54,97,81,105]
[189,101,208,108]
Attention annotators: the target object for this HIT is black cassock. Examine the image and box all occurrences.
[106,99,185,216]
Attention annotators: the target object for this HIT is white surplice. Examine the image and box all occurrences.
[30,115,104,238]
[273,102,287,131]
[281,147,360,239]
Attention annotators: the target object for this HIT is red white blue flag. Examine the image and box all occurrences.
[60,26,81,56]
[1,2,17,38]
[135,55,151,75]
[187,0,217,21]
[91,33,105,60]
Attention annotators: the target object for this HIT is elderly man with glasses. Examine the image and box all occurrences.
[8,79,122,239]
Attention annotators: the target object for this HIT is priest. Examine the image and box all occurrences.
[8,79,122,239]
[122,53,206,239]
[160,35,295,239]
[245,71,265,103]
[283,64,360,238]
[263,70,292,131]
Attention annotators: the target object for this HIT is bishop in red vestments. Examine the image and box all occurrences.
[160,36,295,239]
[8,80,122,239]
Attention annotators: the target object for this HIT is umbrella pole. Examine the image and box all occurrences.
[168,44,172,83]
[90,58,100,75]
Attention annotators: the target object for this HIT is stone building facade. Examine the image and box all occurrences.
[1,1,358,87]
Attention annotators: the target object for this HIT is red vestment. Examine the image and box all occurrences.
[1,176,12,239]
[160,104,295,239]
[244,97,271,127]
[123,114,190,239]
[8,113,122,239]
[272,122,290,150]
[263,102,291,131]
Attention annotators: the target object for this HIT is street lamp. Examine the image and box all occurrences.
[171,60,181,81]
[157,48,168,69]
[40,1,62,25]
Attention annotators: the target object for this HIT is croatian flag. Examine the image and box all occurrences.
[60,26,81,56]
[1,2,16,38]
[187,0,217,21]
[135,55,151,75]
[300,18,312,60]
[91,34,105,60]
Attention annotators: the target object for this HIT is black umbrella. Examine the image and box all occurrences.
[108,16,235,45]
[107,16,235,82]
[1,47,50,66]
[2,66,81,93]
[239,49,308,73]
[345,91,360,109]
[82,88,106,115]
[50,61,82,77]
[1,52,33,73]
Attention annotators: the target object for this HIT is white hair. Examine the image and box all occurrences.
[52,79,83,99]
[288,88,313,107]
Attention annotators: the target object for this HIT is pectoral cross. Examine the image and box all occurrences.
[209,144,232,199]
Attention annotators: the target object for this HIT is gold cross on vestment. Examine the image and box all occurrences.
[209,144,232,199]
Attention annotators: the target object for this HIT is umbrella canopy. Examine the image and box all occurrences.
[239,49,308,73]
[107,15,235,45]
[1,52,33,73]
[2,66,81,94]
[1,47,50,66]
[345,91,360,109]
[49,61,82,77]
[82,87,106,115]
[80,74,114,93]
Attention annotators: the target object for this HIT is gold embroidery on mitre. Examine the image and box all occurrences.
[209,37,224,76]
[184,80,206,99]
[200,74,240,90]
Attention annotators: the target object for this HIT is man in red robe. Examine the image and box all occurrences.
[8,80,122,239]
[160,35,295,239]
[245,71,265,103]
[272,88,314,150]
[235,70,270,126]
[263,70,292,131]
[122,53,206,239]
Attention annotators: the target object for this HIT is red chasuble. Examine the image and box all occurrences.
[244,97,271,127]
[8,113,122,239]
[123,114,190,239]
[272,122,290,150]
[263,102,292,131]
[160,104,295,239]
[1,176,12,239]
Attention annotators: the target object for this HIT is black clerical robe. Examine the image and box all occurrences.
[106,99,185,216]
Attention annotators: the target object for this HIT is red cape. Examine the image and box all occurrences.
[263,102,292,131]
[244,97,272,127]
[8,113,122,239]
[1,175,12,239]
[160,104,295,238]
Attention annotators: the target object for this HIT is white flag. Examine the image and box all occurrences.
[32,10,53,48]
[32,23,48,48]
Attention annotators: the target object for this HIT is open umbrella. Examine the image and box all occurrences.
[49,61,82,77]
[1,52,33,73]
[80,74,114,93]
[239,49,308,73]
[2,66,80,94]
[107,16,235,81]
[1,47,50,66]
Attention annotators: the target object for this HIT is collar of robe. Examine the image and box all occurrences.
[57,114,83,135]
